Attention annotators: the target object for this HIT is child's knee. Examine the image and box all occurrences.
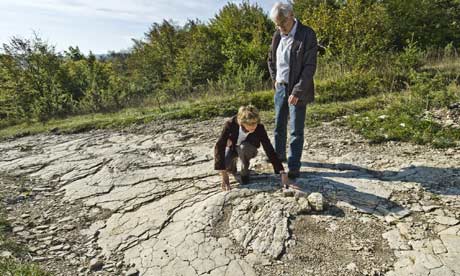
[240,143,257,158]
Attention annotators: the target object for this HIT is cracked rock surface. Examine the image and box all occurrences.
[0,118,459,276]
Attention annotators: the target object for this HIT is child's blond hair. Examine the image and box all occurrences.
[237,105,260,125]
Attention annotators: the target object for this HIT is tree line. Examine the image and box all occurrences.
[1,0,459,125]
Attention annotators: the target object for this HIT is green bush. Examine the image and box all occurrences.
[316,70,383,103]
[384,0,460,50]
[207,61,267,94]
[408,70,460,110]
[394,39,425,74]
[295,0,392,67]
[0,37,142,124]
[160,90,273,121]
[161,21,225,101]
[0,36,75,121]
[210,1,273,76]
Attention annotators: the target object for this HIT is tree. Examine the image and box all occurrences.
[126,20,187,102]
[64,46,85,61]
[295,0,392,67]
[384,0,460,49]
[0,54,16,123]
[1,35,74,121]
[164,20,225,98]
[210,1,274,76]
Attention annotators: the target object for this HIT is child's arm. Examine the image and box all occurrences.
[214,121,231,171]
[259,124,288,188]
[258,124,284,174]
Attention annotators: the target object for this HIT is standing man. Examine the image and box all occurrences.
[267,2,318,179]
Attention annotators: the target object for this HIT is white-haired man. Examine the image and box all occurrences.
[267,1,318,179]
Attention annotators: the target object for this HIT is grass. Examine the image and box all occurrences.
[1,58,460,148]
[307,93,397,126]
[1,84,459,148]
[347,109,460,148]
[424,53,460,73]
[346,83,460,148]
[0,90,273,140]
[0,175,51,276]
[0,68,403,140]
[0,212,51,276]
[0,259,51,276]
[0,88,394,140]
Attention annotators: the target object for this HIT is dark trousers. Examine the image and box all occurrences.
[224,142,258,176]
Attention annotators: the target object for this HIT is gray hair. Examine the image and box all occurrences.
[269,2,294,22]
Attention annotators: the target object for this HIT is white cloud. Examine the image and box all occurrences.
[0,0,276,54]
[1,0,230,24]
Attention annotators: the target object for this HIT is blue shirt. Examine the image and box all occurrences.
[276,19,298,84]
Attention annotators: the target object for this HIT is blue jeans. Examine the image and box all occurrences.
[274,83,307,171]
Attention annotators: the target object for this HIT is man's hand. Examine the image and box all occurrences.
[288,95,299,105]
[226,139,232,147]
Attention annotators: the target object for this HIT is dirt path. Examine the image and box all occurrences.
[0,118,459,276]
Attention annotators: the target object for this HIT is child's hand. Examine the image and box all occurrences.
[226,139,232,147]
[220,170,231,191]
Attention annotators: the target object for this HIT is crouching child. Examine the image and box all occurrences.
[214,105,288,191]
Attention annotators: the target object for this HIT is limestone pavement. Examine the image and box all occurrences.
[0,119,459,275]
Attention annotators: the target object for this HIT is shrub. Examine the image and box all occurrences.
[316,70,383,103]
[295,0,392,67]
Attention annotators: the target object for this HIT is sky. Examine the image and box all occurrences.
[0,0,277,55]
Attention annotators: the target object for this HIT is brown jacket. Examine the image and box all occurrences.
[214,116,284,173]
[267,20,318,105]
